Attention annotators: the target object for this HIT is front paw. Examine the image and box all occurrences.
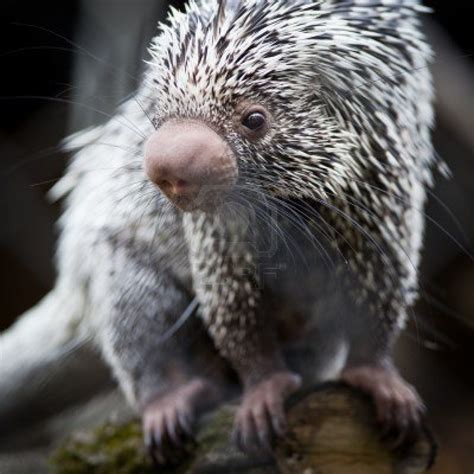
[143,378,214,466]
[341,365,425,448]
[233,371,302,454]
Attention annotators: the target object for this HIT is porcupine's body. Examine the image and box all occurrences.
[1,0,437,460]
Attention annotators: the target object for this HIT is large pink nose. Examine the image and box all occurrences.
[144,121,237,211]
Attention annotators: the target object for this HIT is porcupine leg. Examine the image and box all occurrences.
[317,186,427,449]
[337,277,425,448]
[98,254,229,465]
[340,316,425,449]
[184,211,301,453]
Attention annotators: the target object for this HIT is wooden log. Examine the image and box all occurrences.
[50,384,436,474]
[275,385,435,474]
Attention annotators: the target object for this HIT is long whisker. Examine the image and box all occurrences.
[286,199,352,269]
[0,95,147,139]
[9,23,142,83]
[241,159,472,262]
[322,167,473,260]
[232,185,311,269]
[259,194,337,272]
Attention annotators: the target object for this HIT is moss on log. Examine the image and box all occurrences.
[50,384,435,474]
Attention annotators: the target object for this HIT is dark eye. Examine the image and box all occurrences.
[242,111,267,131]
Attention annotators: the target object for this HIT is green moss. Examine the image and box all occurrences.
[50,420,187,474]
[49,410,235,474]
[49,405,265,473]
[196,405,234,450]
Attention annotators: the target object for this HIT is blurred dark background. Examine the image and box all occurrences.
[0,1,473,473]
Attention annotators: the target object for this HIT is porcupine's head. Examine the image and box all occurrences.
[144,0,433,212]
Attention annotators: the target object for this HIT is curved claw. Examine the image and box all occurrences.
[142,378,217,466]
[233,371,301,455]
[341,365,425,450]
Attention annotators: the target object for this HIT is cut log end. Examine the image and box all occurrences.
[277,384,436,474]
[50,384,436,474]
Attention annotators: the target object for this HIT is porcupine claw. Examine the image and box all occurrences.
[341,365,426,450]
[143,378,215,465]
[233,371,302,454]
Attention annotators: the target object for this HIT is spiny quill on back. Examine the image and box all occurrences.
[1,0,440,464]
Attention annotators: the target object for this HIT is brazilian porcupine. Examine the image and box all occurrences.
[1,0,437,463]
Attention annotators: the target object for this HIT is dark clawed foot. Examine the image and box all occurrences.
[233,371,302,455]
[143,378,213,466]
[341,365,425,450]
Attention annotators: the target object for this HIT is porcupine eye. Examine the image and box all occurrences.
[237,105,270,139]
[242,112,266,131]
[239,105,270,140]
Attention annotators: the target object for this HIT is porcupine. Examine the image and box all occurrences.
[0,0,438,463]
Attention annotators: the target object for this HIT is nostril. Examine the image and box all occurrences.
[158,179,171,190]
[157,178,190,197]
[175,179,188,191]
[171,179,189,197]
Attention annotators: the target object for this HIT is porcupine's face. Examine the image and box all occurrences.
[143,0,425,211]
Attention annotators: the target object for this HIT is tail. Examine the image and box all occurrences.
[0,285,111,438]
